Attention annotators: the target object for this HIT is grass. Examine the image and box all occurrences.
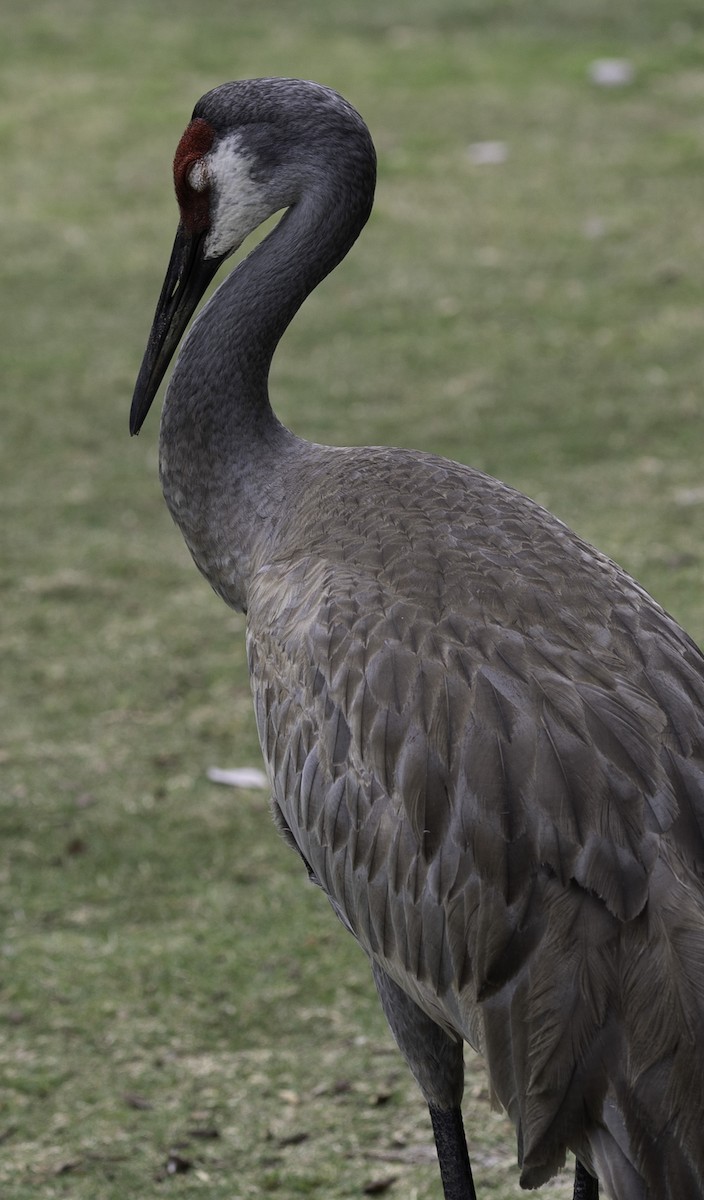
[2,0,704,1196]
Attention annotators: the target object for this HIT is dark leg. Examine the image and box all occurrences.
[574,1158,599,1200]
[370,963,476,1198]
[428,1104,477,1200]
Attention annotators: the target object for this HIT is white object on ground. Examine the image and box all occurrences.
[207,766,269,788]
[588,59,635,87]
[467,141,508,166]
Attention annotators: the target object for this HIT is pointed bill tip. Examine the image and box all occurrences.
[129,226,222,437]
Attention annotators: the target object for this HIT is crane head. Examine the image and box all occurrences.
[129,77,374,436]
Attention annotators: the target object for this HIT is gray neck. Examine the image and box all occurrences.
[157,158,375,609]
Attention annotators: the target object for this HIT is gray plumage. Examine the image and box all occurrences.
[131,77,704,1199]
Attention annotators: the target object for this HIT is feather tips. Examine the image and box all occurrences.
[244,443,704,1195]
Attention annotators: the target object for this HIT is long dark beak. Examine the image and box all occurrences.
[129,225,225,436]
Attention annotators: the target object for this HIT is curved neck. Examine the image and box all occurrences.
[163,161,375,445]
[157,147,375,610]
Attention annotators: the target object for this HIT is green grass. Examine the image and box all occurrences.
[2,1,704,1196]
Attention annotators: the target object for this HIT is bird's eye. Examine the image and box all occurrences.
[188,160,209,193]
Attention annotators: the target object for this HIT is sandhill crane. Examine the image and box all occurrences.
[130,77,704,1200]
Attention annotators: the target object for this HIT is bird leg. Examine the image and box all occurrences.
[370,963,477,1198]
[428,1103,478,1200]
[573,1158,599,1199]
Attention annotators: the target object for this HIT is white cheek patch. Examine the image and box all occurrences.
[204,135,275,259]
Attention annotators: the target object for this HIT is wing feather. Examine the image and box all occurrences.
[244,444,704,1186]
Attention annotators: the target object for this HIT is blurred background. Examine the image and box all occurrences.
[2,1,703,1196]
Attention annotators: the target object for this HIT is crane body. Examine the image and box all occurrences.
[131,78,704,1199]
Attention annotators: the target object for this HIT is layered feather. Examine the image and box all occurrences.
[246,442,704,1196]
